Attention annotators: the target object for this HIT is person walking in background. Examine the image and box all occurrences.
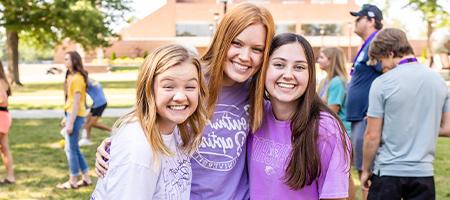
[361,28,450,200]
[56,51,92,189]
[317,47,351,134]
[0,61,15,185]
[345,5,383,199]
[91,44,207,199]
[78,78,111,146]
[248,33,351,200]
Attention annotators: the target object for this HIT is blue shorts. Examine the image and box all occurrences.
[350,119,367,171]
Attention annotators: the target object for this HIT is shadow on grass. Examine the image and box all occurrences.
[0,118,115,199]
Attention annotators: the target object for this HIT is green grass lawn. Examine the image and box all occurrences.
[0,118,116,199]
[9,80,136,110]
[1,118,450,199]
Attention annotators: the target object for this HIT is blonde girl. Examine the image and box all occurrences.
[91,44,207,199]
[317,47,351,133]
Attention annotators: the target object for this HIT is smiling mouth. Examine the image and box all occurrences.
[233,61,251,72]
[277,82,296,89]
[168,105,188,110]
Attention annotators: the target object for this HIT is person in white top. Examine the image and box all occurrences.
[91,44,208,200]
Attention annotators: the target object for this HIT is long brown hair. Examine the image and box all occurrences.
[201,2,275,119]
[0,61,12,96]
[65,51,88,87]
[0,61,11,96]
[253,33,351,189]
[114,44,208,159]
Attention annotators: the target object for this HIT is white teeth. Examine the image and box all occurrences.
[169,105,187,110]
[277,83,295,89]
[234,62,249,71]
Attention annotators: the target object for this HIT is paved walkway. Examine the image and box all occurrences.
[11,108,133,119]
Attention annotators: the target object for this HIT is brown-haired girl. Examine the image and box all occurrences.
[57,51,91,189]
[248,33,351,199]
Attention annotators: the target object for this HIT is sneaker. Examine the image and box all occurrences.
[79,138,93,146]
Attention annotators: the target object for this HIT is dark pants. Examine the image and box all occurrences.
[368,175,435,200]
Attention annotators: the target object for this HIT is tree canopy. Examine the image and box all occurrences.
[0,0,131,85]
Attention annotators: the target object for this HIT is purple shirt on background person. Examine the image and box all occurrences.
[190,81,250,200]
[247,102,349,200]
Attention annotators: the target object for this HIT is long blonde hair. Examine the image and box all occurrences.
[115,44,208,157]
[201,3,275,122]
[318,47,348,102]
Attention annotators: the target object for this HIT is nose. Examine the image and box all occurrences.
[173,90,187,102]
[238,47,251,62]
[282,66,294,80]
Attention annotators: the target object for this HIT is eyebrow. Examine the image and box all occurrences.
[271,57,307,63]
[234,38,265,49]
[160,77,199,82]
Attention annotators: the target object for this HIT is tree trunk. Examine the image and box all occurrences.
[6,30,22,86]
[427,20,434,68]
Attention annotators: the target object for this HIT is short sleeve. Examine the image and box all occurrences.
[317,117,350,199]
[327,78,346,106]
[367,78,385,118]
[70,74,85,94]
[443,88,450,113]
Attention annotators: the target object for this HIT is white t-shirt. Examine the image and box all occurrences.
[91,121,192,200]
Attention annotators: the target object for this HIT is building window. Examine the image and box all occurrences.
[301,24,342,36]
[176,23,213,37]
[276,24,296,34]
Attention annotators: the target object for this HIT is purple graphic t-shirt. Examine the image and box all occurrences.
[190,82,250,200]
[247,102,350,200]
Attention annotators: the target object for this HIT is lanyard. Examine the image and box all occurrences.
[350,31,378,76]
[398,57,417,65]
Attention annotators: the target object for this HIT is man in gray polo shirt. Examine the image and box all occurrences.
[360,28,450,200]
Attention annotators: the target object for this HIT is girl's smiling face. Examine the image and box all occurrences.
[265,42,309,107]
[222,23,266,86]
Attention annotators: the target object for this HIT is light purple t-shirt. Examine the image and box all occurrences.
[248,102,350,200]
[190,81,250,200]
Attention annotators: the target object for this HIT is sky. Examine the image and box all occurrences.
[123,0,449,39]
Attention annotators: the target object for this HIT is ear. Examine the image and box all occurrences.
[388,52,394,58]
[367,17,376,27]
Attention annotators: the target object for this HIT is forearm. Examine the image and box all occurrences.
[362,130,380,172]
[439,112,450,137]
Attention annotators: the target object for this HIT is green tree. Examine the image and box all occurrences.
[406,0,449,66]
[0,0,130,85]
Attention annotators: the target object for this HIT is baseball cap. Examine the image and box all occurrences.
[350,4,383,21]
